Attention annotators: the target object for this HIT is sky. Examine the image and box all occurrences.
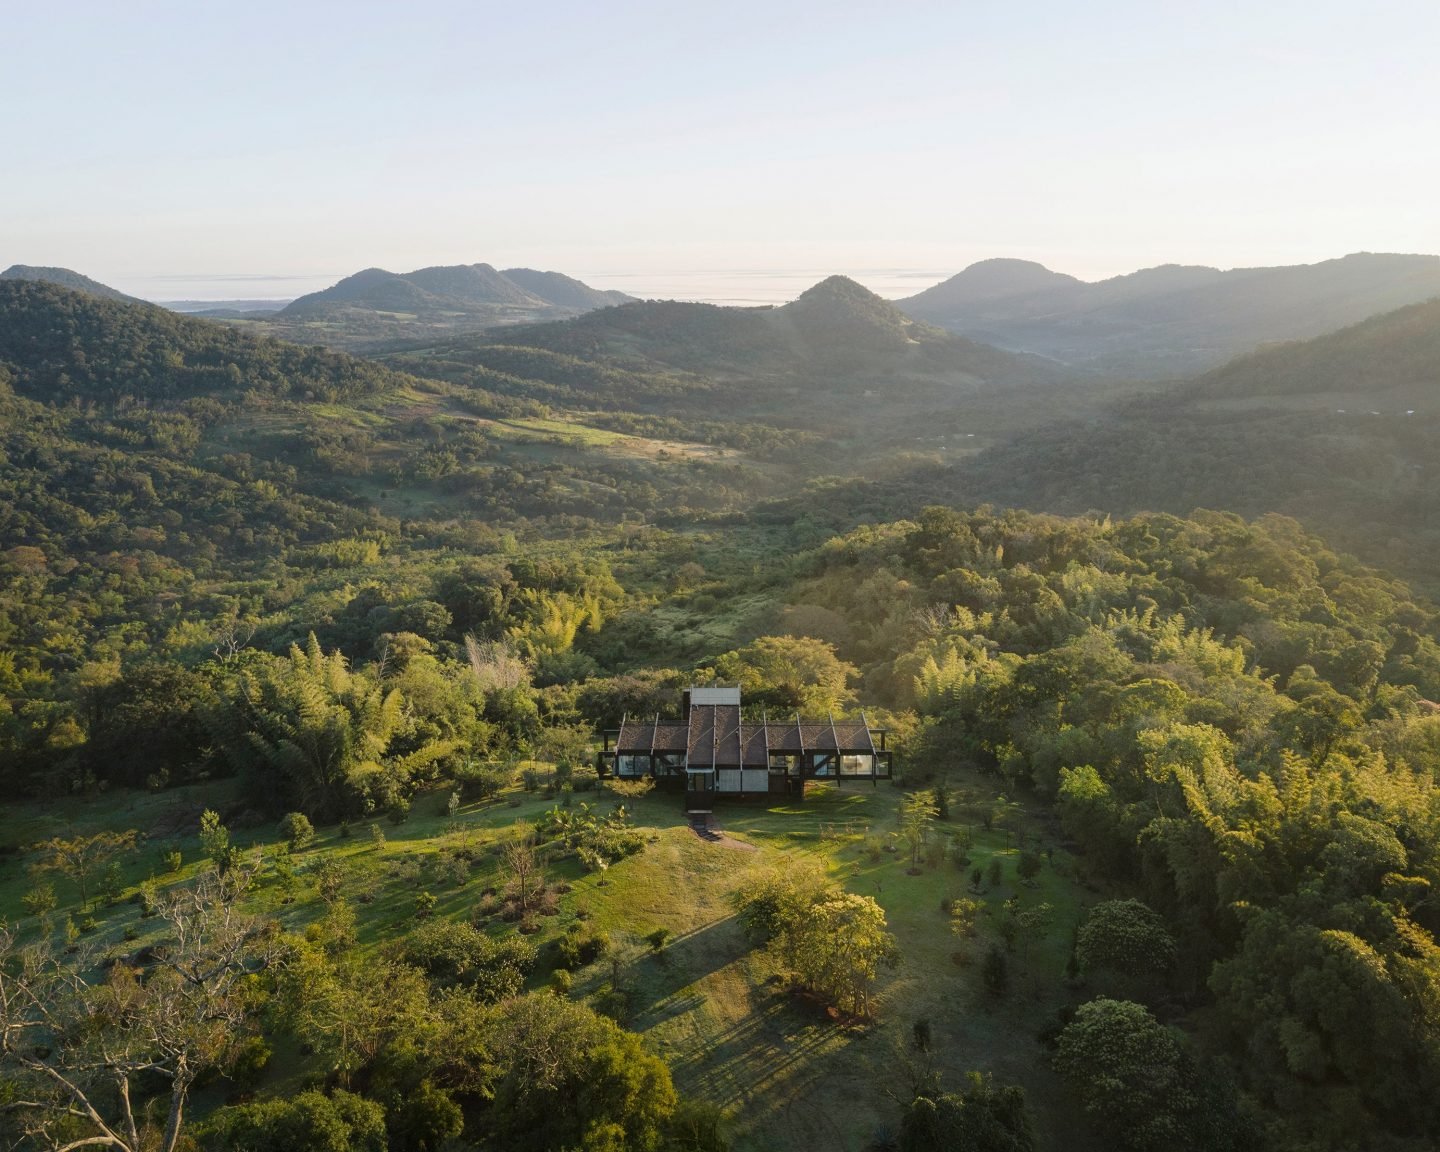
[4,0,1439,299]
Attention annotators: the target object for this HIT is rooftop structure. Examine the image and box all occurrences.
[598,686,892,813]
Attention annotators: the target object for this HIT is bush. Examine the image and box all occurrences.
[401,919,536,1003]
[386,797,411,825]
[279,812,315,850]
[556,923,611,970]
[200,1089,387,1152]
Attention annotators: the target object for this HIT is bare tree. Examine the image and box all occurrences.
[464,634,530,693]
[0,864,276,1152]
[502,826,542,917]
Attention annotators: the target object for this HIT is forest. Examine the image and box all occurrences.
[3,276,1440,1151]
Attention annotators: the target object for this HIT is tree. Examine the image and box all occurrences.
[899,793,939,872]
[0,865,276,1152]
[1054,998,1195,1152]
[200,1089,387,1152]
[205,635,452,821]
[32,828,138,911]
[488,993,678,1152]
[199,809,235,875]
[737,863,898,1017]
[900,1072,1036,1152]
[1076,900,1176,979]
[710,635,857,713]
[503,826,542,917]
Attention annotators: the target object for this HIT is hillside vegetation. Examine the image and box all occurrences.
[6,279,1440,1151]
[949,295,1440,584]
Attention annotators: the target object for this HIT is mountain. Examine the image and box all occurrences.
[946,293,1440,584]
[778,274,912,351]
[402,263,546,307]
[282,267,442,314]
[261,262,630,350]
[0,278,399,406]
[488,274,1072,388]
[501,268,632,310]
[0,264,145,305]
[899,258,1082,312]
[900,251,1440,377]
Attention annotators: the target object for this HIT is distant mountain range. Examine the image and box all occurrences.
[497,274,1070,388]
[947,291,1440,583]
[0,264,147,306]
[899,252,1440,377]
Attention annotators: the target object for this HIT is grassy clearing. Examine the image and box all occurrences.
[0,775,1098,1151]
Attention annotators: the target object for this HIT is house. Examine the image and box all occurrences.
[597,686,892,813]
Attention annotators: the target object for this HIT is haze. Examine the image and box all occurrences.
[5,0,1439,294]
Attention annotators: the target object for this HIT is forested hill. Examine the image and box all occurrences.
[253,262,634,349]
[945,291,1440,584]
[900,251,1440,377]
[1195,295,1440,398]
[0,263,145,304]
[0,279,405,405]
[477,275,1074,386]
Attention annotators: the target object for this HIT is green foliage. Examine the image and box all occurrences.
[206,635,449,821]
[735,861,898,1017]
[488,993,679,1152]
[279,811,315,850]
[899,1071,1035,1152]
[709,635,857,714]
[32,828,138,910]
[1055,999,1212,1152]
[400,919,536,1002]
[201,1089,388,1152]
[1076,900,1176,979]
[557,922,612,970]
[199,809,234,875]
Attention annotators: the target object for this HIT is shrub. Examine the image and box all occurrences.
[279,812,315,850]
[401,919,536,1002]
[556,923,611,970]
[387,797,411,825]
[21,884,57,919]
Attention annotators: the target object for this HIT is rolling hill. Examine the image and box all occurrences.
[252,261,634,349]
[901,251,1440,377]
[946,293,1440,583]
[0,263,146,305]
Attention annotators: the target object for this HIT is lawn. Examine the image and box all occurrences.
[0,772,1100,1151]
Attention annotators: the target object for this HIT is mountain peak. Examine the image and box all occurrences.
[782,275,912,349]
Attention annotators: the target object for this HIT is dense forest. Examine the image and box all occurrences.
[4,277,1440,1151]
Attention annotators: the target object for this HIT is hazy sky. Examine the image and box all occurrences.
[5,0,1439,294]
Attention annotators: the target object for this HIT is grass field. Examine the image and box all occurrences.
[0,772,1099,1151]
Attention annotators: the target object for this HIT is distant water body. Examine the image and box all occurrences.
[129,268,951,307]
